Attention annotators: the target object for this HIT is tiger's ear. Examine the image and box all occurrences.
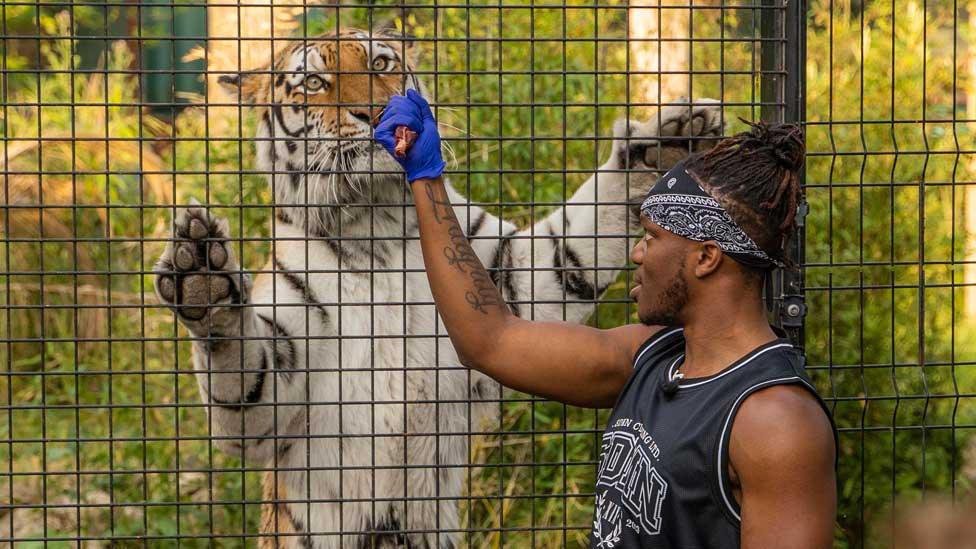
[403,40,421,69]
[217,71,270,104]
[376,28,421,67]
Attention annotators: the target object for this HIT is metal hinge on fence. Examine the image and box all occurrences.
[780,295,806,329]
[778,200,808,330]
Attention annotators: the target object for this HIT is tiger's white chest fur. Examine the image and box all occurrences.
[252,202,494,548]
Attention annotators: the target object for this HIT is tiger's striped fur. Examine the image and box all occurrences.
[154,28,724,548]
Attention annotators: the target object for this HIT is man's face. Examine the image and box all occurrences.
[630,217,691,326]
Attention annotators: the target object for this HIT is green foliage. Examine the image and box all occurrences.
[804,1,976,545]
[0,12,262,544]
[2,1,974,547]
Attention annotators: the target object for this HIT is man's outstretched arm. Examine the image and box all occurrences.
[411,176,655,408]
[375,89,655,407]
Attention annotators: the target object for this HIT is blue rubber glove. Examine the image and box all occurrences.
[375,89,446,182]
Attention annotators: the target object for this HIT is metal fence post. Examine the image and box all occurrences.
[780,0,808,347]
[762,0,807,345]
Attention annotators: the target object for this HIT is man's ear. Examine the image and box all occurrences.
[217,70,270,104]
[694,241,724,278]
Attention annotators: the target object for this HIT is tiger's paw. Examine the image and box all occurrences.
[609,98,725,209]
[154,199,249,327]
[612,98,725,174]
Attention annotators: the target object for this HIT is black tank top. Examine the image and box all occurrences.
[589,327,833,549]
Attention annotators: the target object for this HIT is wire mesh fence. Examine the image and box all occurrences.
[802,2,976,546]
[1,0,974,547]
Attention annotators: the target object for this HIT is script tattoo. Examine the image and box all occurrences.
[425,184,503,314]
[443,224,476,273]
[425,183,454,224]
[465,290,490,314]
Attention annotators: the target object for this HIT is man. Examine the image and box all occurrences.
[375,89,836,548]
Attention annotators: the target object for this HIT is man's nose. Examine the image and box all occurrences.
[630,241,643,264]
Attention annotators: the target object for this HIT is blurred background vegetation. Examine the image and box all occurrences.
[2,0,975,547]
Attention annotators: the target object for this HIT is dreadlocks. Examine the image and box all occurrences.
[683,119,805,267]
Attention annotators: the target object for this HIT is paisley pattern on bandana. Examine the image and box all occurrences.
[639,163,784,268]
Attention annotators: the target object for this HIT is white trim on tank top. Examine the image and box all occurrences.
[665,342,795,389]
[631,327,684,369]
[716,375,818,522]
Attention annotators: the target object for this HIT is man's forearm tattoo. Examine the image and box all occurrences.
[425,184,503,314]
[444,219,502,314]
[425,183,454,225]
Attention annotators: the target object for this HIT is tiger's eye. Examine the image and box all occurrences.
[371,57,391,72]
[304,75,324,91]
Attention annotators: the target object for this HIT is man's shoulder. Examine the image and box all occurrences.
[730,383,835,470]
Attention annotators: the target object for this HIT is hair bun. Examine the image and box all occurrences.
[740,119,805,172]
[768,125,805,171]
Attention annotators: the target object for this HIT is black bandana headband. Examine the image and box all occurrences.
[640,161,784,270]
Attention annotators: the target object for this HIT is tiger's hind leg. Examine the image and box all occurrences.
[260,472,305,549]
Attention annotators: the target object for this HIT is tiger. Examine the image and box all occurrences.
[153,28,724,549]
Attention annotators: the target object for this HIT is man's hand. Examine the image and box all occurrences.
[375,89,446,182]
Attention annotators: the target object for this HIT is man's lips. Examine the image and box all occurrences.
[630,275,642,300]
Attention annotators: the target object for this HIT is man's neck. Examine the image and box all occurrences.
[678,294,779,380]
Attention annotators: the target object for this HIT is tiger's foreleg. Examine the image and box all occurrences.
[154,200,306,463]
[493,100,727,325]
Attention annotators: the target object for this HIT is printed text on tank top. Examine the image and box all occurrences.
[592,326,833,548]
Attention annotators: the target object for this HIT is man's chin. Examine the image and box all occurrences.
[636,306,656,326]
[638,313,661,327]
[637,308,680,327]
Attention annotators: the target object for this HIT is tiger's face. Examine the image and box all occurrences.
[219,29,423,229]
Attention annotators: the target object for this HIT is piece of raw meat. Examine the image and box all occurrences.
[394,125,418,158]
